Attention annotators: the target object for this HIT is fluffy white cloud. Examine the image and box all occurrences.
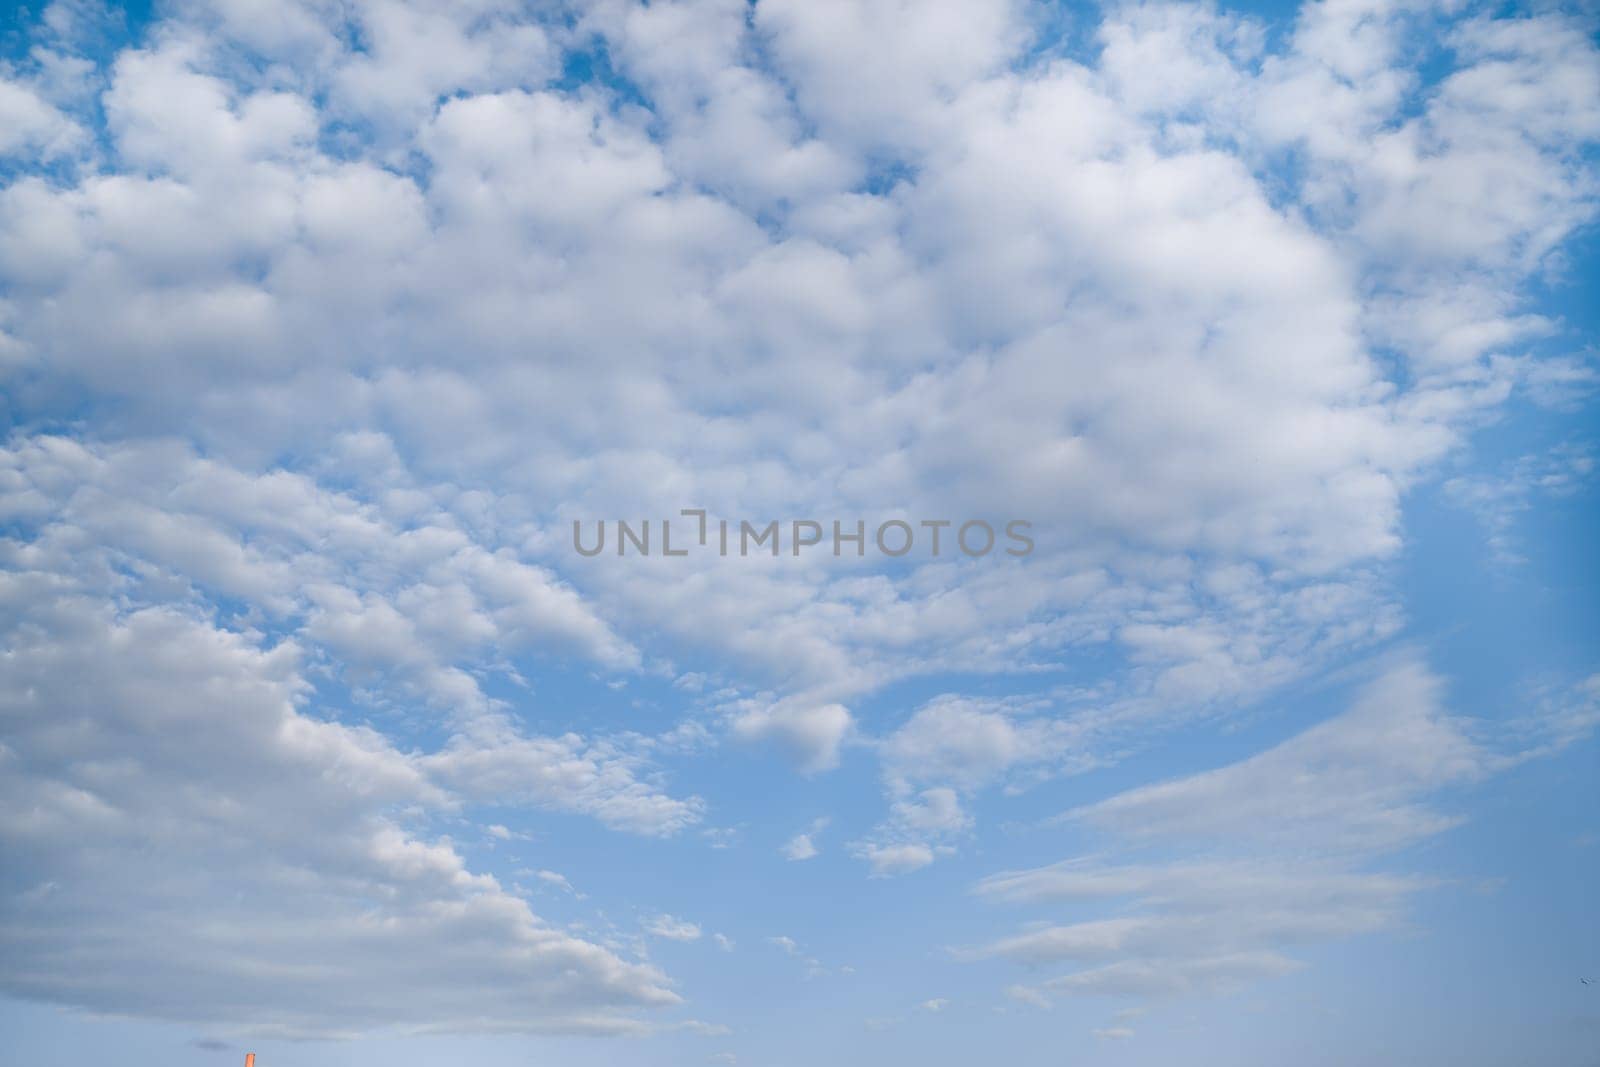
[1,0,1597,1039]
[0,431,705,1033]
[859,695,1086,868]
[880,695,1083,794]
[0,590,677,1036]
[0,76,83,158]
[731,701,854,774]
[426,721,704,836]
[0,435,702,831]
[5,0,1588,734]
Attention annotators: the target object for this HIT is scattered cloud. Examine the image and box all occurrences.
[1444,443,1596,564]
[0,0,1595,1046]
[1093,1027,1135,1041]
[782,833,820,861]
[782,817,830,861]
[857,843,937,878]
[0,591,676,1036]
[535,870,581,897]
[732,702,854,774]
[969,659,1595,1006]
[644,915,703,943]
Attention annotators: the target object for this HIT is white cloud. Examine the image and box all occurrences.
[782,816,830,860]
[426,722,703,837]
[889,787,969,836]
[732,702,853,774]
[0,436,698,837]
[0,0,1596,1039]
[755,0,1026,153]
[880,695,1082,794]
[535,870,583,898]
[1444,442,1595,564]
[0,76,84,158]
[644,915,703,943]
[858,696,1089,870]
[0,591,675,1036]
[2,0,1586,748]
[1005,984,1050,1009]
[969,658,1596,1005]
[0,433,711,1034]
[1067,659,1485,852]
[782,834,819,862]
[858,843,936,878]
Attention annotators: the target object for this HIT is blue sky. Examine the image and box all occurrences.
[0,1,1597,1065]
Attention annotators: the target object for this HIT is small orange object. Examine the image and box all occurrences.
[245,1056,256,1067]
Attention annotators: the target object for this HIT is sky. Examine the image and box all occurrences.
[0,0,1597,1064]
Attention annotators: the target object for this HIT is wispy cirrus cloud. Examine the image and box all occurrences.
[968,658,1597,1008]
